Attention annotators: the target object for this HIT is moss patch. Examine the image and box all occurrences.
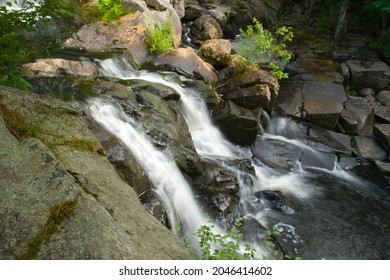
[18,200,77,260]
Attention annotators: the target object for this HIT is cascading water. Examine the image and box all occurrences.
[88,55,390,259]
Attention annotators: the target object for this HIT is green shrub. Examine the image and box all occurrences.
[236,18,293,80]
[145,19,174,54]
[98,0,123,22]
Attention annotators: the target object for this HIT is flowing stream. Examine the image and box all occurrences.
[87,56,390,259]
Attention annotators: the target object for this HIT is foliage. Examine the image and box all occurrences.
[195,218,256,260]
[145,19,174,54]
[364,0,390,13]
[0,0,80,90]
[98,0,123,22]
[236,18,293,80]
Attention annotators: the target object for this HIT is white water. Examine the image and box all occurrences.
[88,100,210,248]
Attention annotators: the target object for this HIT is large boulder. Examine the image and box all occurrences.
[198,39,232,67]
[64,2,182,66]
[277,81,346,130]
[338,97,375,136]
[351,136,387,161]
[377,90,390,108]
[191,14,223,42]
[150,47,218,87]
[217,58,279,114]
[22,59,96,79]
[0,86,190,259]
[346,60,390,91]
[211,100,259,146]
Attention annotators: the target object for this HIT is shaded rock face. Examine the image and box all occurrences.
[193,159,255,229]
[0,86,190,260]
[346,60,390,92]
[338,97,375,136]
[374,124,390,152]
[351,136,387,161]
[211,100,260,146]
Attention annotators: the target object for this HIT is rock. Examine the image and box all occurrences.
[183,4,204,21]
[193,159,254,228]
[351,136,387,161]
[339,97,375,136]
[151,47,218,87]
[211,100,259,146]
[0,86,190,259]
[359,88,375,98]
[182,79,220,109]
[223,84,272,111]
[338,62,350,81]
[64,4,182,66]
[22,59,96,79]
[374,103,390,124]
[253,135,336,171]
[286,58,344,84]
[377,90,390,108]
[374,124,390,152]
[198,39,232,67]
[277,81,346,130]
[346,60,390,91]
[217,60,279,114]
[337,108,358,135]
[374,161,390,175]
[191,14,223,42]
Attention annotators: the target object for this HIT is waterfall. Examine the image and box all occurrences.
[88,99,210,249]
[91,55,378,259]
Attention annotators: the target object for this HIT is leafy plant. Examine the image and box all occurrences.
[236,18,293,80]
[145,19,174,54]
[195,218,256,260]
[98,0,123,22]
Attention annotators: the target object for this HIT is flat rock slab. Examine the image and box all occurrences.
[352,136,387,161]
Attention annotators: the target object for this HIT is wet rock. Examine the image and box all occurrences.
[22,59,96,79]
[275,80,305,118]
[374,124,390,152]
[351,136,387,161]
[193,159,255,229]
[346,60,390,91]
[338,97,375,136]
[198,39,232,67]
[182,79,220,109]
[253,135,336,171]
[212,100,259,146]
[377,90,390,108]
[191,14,223,42]
[152,47,218,87]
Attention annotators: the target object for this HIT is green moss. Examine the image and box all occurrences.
[18,200,77,260]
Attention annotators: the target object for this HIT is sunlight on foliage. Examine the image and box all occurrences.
[236,18,293,80]
[145,19,174,54]
[98,0,123,22]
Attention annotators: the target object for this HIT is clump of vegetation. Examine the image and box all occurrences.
[18,200,77,259]
[236,18,293,80]
[98,0,123,22]
[179,217,302,260]
[145,19,174,54]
